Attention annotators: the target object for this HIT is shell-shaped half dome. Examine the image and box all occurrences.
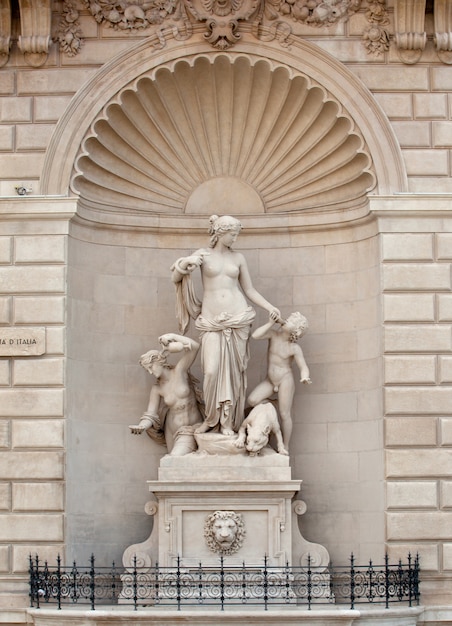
[72,54,376,216]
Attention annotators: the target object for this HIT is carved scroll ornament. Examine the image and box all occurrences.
[17,0,52,67]
[0,0,51,66]
[394,0,426,63]
[434,0,452,63]
[0,0,11,67]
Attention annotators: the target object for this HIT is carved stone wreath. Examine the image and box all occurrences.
[204,511,246,555]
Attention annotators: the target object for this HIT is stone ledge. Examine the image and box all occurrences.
[158,446,291,481]
[26,606,425,626]
[419,606,452,624]
[0,609,28,625]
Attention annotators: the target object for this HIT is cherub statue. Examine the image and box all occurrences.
[247,312,311,449]
[129,333,203,456]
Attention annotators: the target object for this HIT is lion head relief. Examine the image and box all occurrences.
[204,510,246,555]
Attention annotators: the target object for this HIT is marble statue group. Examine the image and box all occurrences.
[130,215,311,457]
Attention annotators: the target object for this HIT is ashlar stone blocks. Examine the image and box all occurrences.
[14,235,65,264]
[11,419,64,448]
[12,483,64,512]
[383,263,451,291]
[0,220,69,607]
[385,355,436,384]
[382,219,452,598]
[385,416,437,446]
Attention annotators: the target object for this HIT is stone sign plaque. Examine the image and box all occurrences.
[0,327,46,356]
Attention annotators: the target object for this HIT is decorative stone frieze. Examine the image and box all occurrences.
[2,0,452,65]
[83,0,181,30]
[57,0,363,55]
[264,0,362,26]
[57,0,452,63]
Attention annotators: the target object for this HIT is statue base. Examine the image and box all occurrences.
[122,448,329,570]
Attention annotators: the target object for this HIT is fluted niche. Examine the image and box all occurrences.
[71,54,376,218]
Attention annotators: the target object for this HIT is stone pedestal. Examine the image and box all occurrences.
[122,449,329,570]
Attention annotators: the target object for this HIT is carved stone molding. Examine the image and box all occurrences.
[258,0,363,26]
[434,0,452,63]
[292,500,330,567]
[41,37,407,205]
[78,0,189,46]
[61,0,362,56]
[60,0,452,62]
[17,0,51,66]
[71,54,376,218]
[394,0,427,63]
[122,500,159,570]
[183,0,261,49]
[0,0,11,67]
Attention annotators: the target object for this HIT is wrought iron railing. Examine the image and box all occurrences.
[29,553,420,611]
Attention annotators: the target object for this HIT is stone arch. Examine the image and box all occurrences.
[72,53,375,219]
[42,34,407,227]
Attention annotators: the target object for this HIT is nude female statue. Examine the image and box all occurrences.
[129,333,203,456]
[171,215,281,436]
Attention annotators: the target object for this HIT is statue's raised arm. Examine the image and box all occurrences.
[247,312,310,450]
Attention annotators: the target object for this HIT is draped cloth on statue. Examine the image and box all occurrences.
[173,272,202,335]
[195,307,256,432]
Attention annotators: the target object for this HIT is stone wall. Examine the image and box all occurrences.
[373,197,452,604]
[0,5,450,196]
[0,199,74,610]
[1,0,452,619]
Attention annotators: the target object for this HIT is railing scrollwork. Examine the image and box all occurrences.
[29,552,420,611]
